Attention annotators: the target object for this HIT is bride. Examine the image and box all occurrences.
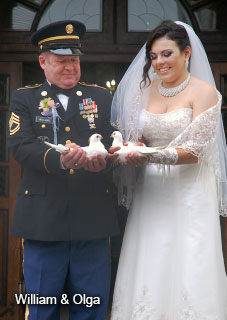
[110,20,227,319]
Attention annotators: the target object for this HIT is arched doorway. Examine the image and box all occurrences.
[0,1,227,318]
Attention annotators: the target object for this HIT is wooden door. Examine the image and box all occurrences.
[211,62,227,272]
[0,62,23,320]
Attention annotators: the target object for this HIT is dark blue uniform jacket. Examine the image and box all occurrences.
[8,81,119,241]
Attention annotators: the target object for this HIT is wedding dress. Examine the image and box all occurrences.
[111,108,227,320]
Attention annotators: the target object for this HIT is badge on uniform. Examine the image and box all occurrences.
[35,116,53,124]
[79,98,98,129]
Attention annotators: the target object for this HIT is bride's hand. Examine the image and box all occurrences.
[125,152,147,166]
[107,146,121,165]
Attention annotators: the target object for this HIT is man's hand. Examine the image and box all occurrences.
[61,143,87,169]
[83,154,107,172]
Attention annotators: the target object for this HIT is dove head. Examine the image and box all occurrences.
[111,131,123,146]
[89,133,103,145]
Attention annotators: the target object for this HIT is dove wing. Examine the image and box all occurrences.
[134,146,164,155]
[44,141,71,153]
[82,144,108,158]
[81,146,89,152]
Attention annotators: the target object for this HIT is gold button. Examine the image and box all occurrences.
[41,124,46,128]
[65,126,71,132]
[69,169,74,175]
[25,190,29,195]
[66,140,71,144]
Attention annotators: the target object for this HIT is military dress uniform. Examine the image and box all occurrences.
[8,20,119,320]
[9,81,118,241]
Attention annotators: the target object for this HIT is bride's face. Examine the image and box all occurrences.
[150,37,190,86]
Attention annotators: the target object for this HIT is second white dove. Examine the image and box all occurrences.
[111,131,163,163]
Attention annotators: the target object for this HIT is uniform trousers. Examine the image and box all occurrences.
[23,238,111,320]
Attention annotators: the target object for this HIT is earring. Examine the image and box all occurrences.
[185,59,189,70]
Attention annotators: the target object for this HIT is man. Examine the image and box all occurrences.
[8,20,119,320]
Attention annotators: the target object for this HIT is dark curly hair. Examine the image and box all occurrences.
[140,20,191,89]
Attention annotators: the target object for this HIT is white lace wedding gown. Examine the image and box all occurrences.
[111,108,227,320]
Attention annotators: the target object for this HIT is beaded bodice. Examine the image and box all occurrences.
[142,108,192,147]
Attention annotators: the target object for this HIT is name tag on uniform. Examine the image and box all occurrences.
[35,116,53,124]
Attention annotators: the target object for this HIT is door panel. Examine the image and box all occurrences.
[0,62,23,320]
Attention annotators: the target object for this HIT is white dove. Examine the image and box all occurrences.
[110,131,163,163]
[44,133,108,158]
[82,133,108,158]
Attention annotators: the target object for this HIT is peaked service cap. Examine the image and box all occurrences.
[31,20,86,56]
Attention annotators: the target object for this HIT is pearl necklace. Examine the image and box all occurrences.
[158,73,191,97]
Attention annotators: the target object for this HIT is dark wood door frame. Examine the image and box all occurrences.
[0,62,23,320]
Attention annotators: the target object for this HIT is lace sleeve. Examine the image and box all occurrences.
[168,93,221,162]
[168,92,227,216]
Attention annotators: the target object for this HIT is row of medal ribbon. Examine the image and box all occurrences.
[79,98,98,129]
[79,101,97,112]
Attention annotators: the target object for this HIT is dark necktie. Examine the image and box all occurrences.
[51,85,73,97]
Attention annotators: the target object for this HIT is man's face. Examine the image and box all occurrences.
[39,52,81,89]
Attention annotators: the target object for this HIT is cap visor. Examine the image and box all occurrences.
[49,48,83,56]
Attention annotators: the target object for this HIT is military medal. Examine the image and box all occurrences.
[79,97,98,129]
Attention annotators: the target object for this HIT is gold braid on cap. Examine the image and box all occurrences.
[38,35,79,46]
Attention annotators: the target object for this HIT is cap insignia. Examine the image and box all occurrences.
[66,24,74,34]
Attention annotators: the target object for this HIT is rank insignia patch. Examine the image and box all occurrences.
[9,112,20,135]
